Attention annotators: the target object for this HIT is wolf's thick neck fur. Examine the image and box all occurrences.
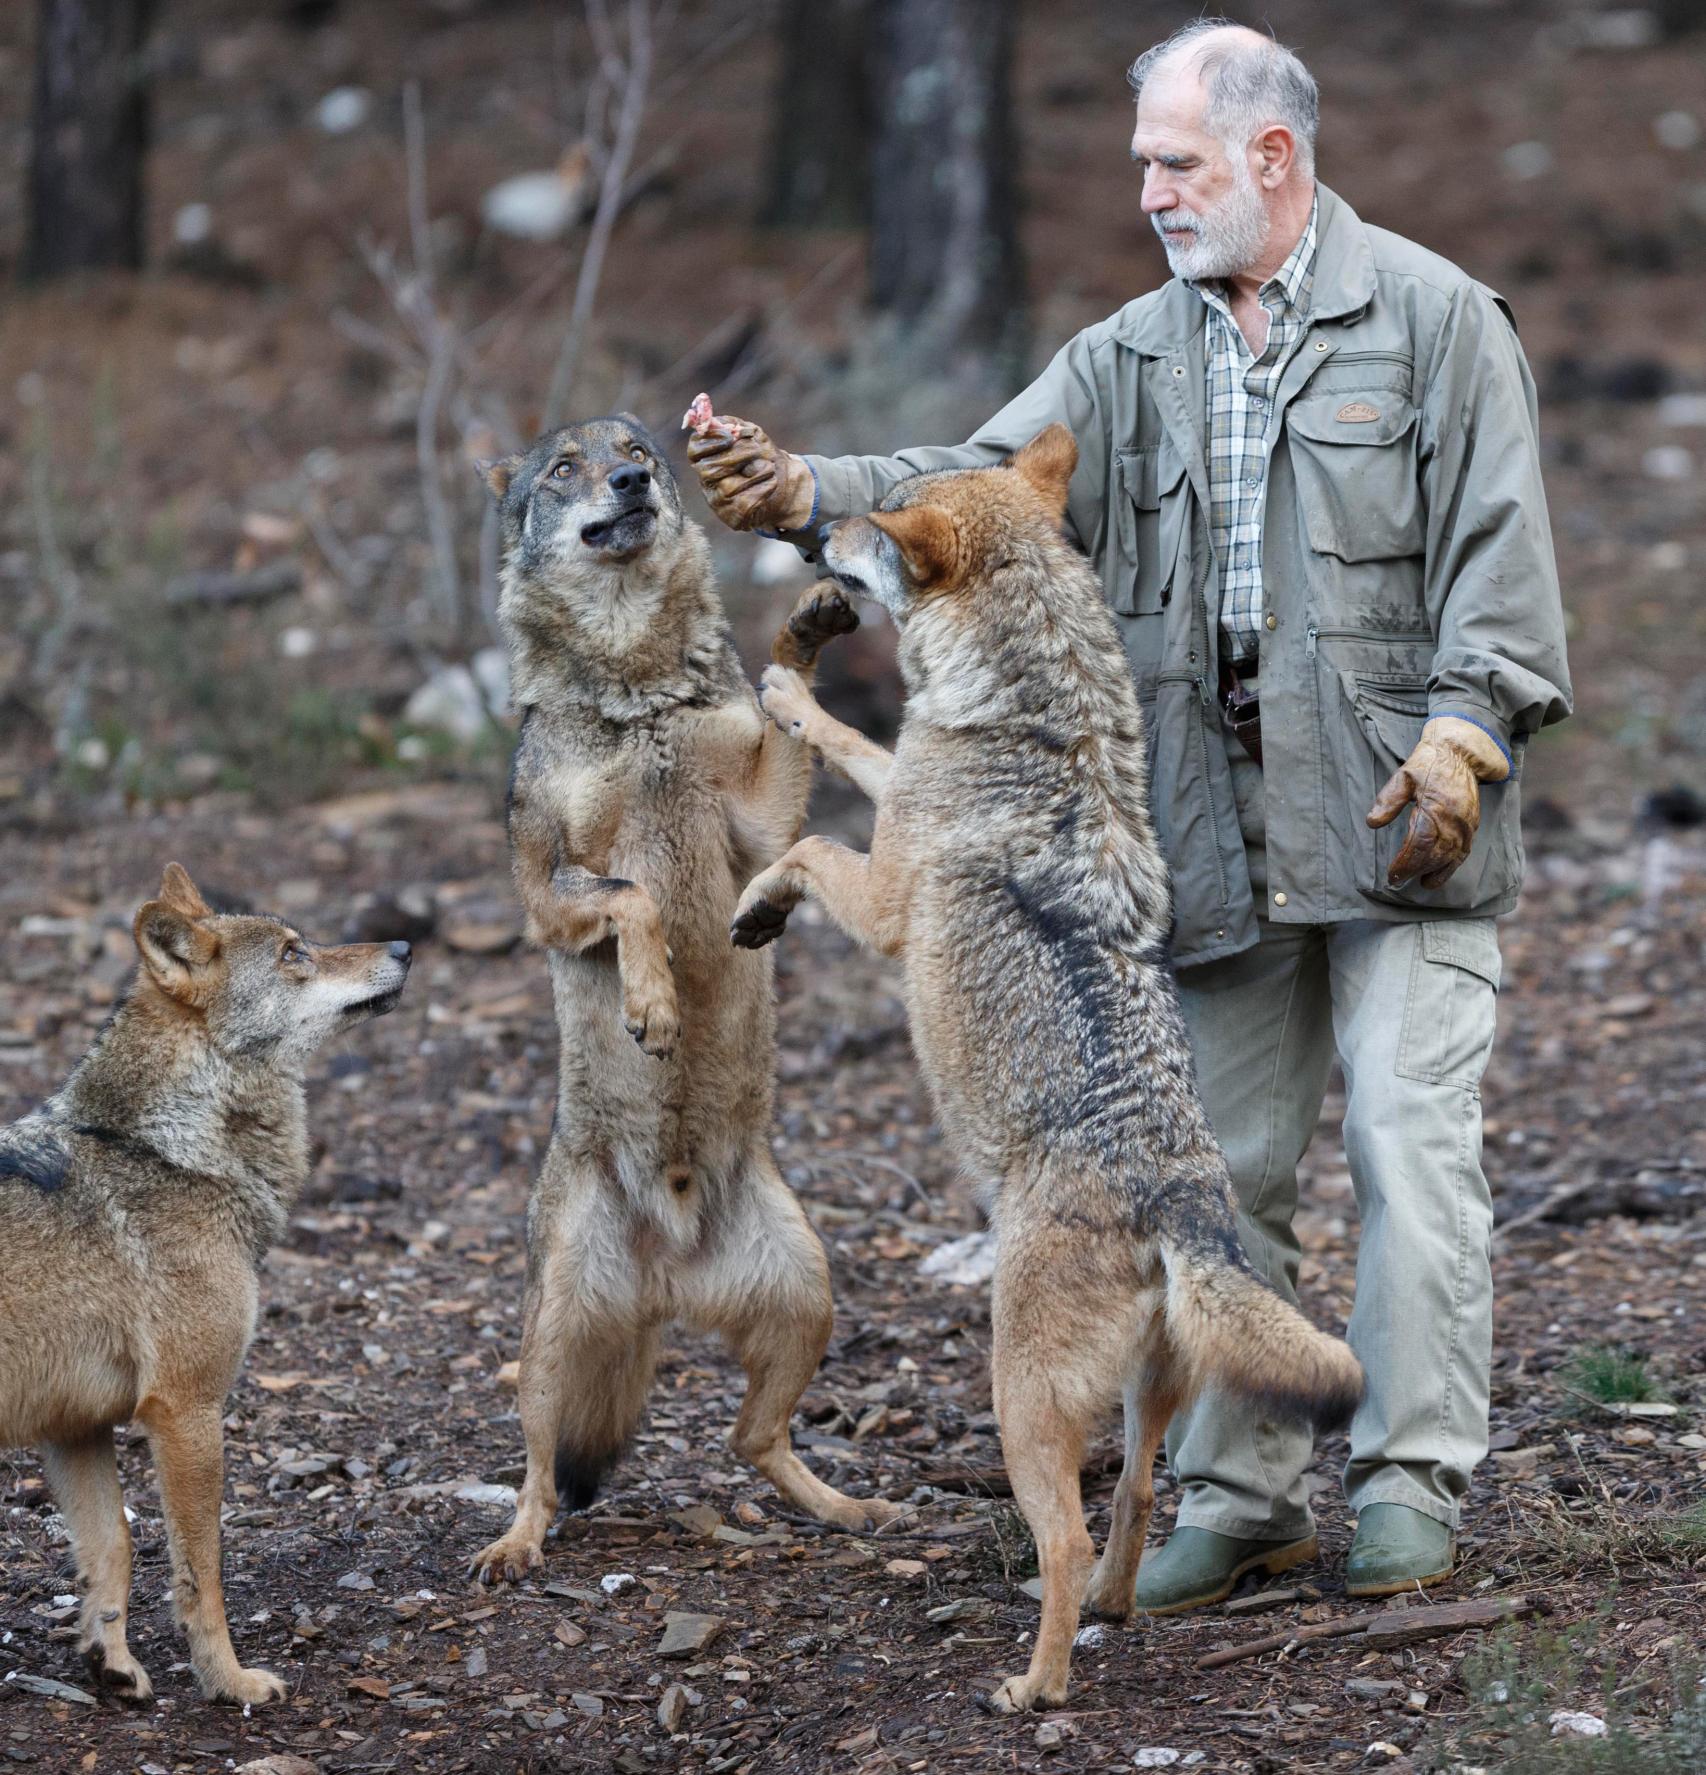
[40,981,309,1245]
[499,525,742,722]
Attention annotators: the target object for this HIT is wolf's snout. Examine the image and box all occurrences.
[387,940,413,964]
[608,463,651,497]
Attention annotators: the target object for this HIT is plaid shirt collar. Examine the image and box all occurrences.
[1186,194,1319,337]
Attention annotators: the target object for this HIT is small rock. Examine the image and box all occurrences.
[463,1645,488,1678]
[918,1230,998,1286]
[1643,445,1694,481]
[470,646,512,718]
[1501,142,1552,180]
[926,1597,994,1624]
[2,1671,97,1705]
[481,163,589,241]
[553,1621,586,1649]
[658,1681,692,1732]
[404,665,491,743]
[600,1572,638,1597]
[455,1481,518,1509]
[316,86,372,133]
[236,1760,320,1775]
[495,1361,520,1389]
[1550,1710,1608,1738]
[174,202,214,246]
[1346,1679,1405,1700]
[1074,1623,1107,1649]
[884,1558,927,1578]
[666,1504,722,1541]
[659,1612,724,1658]
[1658,393,1706,428]
[337,1571,376,1591]
[1133,1753,1182,1770]
[571,1690,604,1717]
[1365,1747,1405,1765]
[1035,1720,1065,1749]
[1655,110,1701,150]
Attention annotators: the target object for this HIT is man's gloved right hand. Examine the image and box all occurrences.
[686,415,817,533]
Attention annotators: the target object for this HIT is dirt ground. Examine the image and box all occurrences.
[2,0,1705,1771]
[1,785,1703,1775]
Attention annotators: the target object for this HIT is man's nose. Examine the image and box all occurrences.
[608,462,651,497]
[1140,173,1176,215]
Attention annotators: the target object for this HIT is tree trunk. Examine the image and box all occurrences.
[867,0,1025,379]
[24,0,157,280]
[761,0,874,230]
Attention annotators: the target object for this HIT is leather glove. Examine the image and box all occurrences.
[1366,716,1510,889]
[686,414,817,533]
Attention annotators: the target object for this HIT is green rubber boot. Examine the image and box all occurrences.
[1132,1526,1319,1616]
[1345,1504,1454,1598]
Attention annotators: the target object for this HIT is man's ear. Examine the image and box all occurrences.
[1009,423,1078,518]
[870,506,958,589]
[134,900,220,1002]
[477,455,524,502]
[157,861,212,919]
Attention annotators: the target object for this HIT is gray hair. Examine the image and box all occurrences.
[1128,20,1319,175]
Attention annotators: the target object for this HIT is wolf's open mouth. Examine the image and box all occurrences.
[342,987,405,1019]
[580,503,657,548]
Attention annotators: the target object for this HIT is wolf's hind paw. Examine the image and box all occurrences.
[469,1535,544,1587]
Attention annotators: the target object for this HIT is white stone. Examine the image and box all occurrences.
[1133,1753,1182,1769]
[453,1481,517,1509]
[174,203,214,246]
[1658,393,1706,428]
[1550,1709,1608,1738]
[404,664,488,742]
[1643,446,1695,481]
[482,171,579,242]
[279,626,317,659]
[470,645,512,718]
[1501,142,1553,180]
[317,87,372,135]
[600,1572,638,1596]
[1655,110,1701,151]
[918,1230,998,1286]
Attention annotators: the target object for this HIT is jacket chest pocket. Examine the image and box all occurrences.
[1286,396,1423,563]
[1113,442,1189,615]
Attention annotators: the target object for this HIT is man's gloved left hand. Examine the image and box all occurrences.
[1365,716,1511,889]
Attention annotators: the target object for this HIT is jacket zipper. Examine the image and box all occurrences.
[1306,623,1435,660]
[1325,351,1413,368]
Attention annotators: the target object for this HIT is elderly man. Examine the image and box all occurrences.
[691,21,1570,1610]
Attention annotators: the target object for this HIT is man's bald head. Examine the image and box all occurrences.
[1129,20,1319,177]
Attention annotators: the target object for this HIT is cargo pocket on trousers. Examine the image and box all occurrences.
[1396,920,1502,1090]
[1114,443,1188,614]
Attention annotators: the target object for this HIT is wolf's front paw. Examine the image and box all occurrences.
[208,1665,287,1706]
[782,587,859,664]
[82,1635,153,1703]
[470,1533,544,1587]
[624,979,681,1058]
[985,1672,1063,1714]
[730,894,792,950]
[757,664,815,739]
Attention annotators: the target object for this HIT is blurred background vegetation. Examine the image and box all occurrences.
[0,0,1702,822]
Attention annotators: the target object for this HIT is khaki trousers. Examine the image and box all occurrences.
[1165,745,1499,1535]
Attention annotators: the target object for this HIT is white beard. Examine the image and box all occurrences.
[1152,154,1270,282]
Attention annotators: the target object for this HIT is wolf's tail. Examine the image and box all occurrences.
[1160,1239,1363,1430]
[550,1325,662,1514]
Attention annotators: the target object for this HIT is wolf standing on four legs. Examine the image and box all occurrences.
[470,416,897,1587]
[693,21,1571,1610]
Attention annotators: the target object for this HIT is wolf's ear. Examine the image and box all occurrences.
[478,455,524,502]
[157,861,212,919]
[870,505,958,590]
[134,900,220,1000]
[1009,423,1078,517]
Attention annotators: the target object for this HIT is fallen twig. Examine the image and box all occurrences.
[1196,1591,1546,1670]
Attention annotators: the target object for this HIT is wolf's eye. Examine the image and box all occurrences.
[281,942,307,966]
[552,460,574,479]
[628,445,647,462]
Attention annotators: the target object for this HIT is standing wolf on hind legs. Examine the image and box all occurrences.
[468,415,899,1589]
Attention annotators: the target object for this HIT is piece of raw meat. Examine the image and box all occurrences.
[680,391,735,441]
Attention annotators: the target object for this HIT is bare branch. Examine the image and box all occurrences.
[541,0,654,427]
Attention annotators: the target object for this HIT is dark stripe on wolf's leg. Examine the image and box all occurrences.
[554,1442,621,1513]
[0,1134,70,1192]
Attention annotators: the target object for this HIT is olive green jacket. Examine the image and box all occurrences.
[790,184,1572,968]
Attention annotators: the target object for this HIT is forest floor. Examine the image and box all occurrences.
[0,787,1702,1775]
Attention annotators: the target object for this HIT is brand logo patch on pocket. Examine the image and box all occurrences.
[1336,401,1380,423]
